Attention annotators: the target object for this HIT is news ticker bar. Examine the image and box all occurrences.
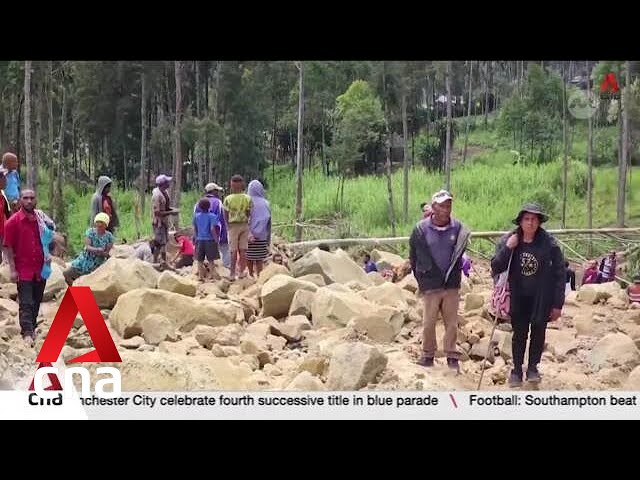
[3,391,640,419]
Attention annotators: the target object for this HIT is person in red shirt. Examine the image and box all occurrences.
[171,233,194,269]
[3,189,51,347]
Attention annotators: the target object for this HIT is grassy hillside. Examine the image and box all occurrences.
[35,121,637,257]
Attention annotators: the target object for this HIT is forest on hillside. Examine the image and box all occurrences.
[1,60,639,238]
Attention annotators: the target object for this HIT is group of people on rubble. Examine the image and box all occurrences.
[89,173,274,283]
[0,150,277,347]
[2,146,640,387]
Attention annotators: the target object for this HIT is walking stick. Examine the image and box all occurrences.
[476,250,513,390]
[476,312,499,390]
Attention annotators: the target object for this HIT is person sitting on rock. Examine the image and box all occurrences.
[363,253,378,273]
[63,213,114,285]
[581,259,600,285]
[627,275,640,305]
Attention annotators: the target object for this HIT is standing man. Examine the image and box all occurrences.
[3,190,54,347]
[409,189,470,372]
[151,174,178,265]
[90,175,119,235]
[194,182,230,269]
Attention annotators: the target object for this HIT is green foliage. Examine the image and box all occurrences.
[548,159,589,197]
[497,64,564,163]
[414,132,440,169]
[529,189,557,216]
[332,80,385,173]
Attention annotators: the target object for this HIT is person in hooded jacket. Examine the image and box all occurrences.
[491,202,565,388]
[90,175,119,235]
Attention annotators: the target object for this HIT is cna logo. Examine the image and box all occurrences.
[600,72,620,99]
[28,286,122,404]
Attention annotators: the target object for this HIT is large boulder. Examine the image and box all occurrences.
[370,249,406,271]
[589,333,640,370]
[110,244,136,259]
[396,274,418,293]
[296,274,326,287]
[288,289,315,318]
[43,263,67,301]
[157,271,198,297]
[74,257,160,308]
[141,314,178,345]
[83,351,257,390]
[110,288,239,338]
[326,342,388,390]
[577,282,623,305]
[360,283,408,311]
[311,287,379,328]
[623,366,640,389]
[348,308,404,344]
[292,248,372,286]
[285,371,326,391]
[260,274,317,318]
[257,263,292,285]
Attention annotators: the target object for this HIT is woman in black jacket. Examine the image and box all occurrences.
[491,203,565,388]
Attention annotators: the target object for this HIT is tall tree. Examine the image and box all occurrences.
[382,62,396,236]
[172,60,184,223]
[462,60,473,164]
[586,60,594,254]
[618,61,630,227]
[140,65,148,212]
[444,61,452,191]
[294,61,305,242]
[401,83,409,223]
[24,60,35,190]
[561,62,568,228]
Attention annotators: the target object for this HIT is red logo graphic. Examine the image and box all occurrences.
[37,287,122,364]
[28,362,63,391]
[600,72,620,94]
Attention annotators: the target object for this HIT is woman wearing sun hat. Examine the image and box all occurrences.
[491,202,566,388]
[63,212,114,285]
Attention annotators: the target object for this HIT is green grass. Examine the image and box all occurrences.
[35,121,637,258]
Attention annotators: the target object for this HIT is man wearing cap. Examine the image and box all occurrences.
[194,182,230,269]
[409,189,471,372]
[151,174,178,265]
[491,202,565,387]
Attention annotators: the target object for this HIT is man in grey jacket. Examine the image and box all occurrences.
[90,176,119,235]
[409,190,470,372]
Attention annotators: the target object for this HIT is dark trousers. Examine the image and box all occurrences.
[511,296,546,373]
[17,280,46,336]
